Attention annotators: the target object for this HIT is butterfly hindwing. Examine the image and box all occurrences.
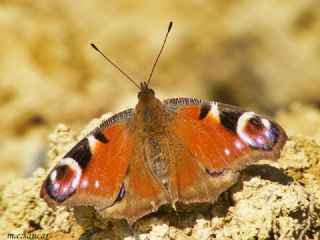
[40,109,135,210]
[98,136,171,223]
[164,130,240,205]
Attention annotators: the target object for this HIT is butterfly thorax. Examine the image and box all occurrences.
[135,84,167,133]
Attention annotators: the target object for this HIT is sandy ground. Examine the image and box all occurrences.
[1,1,320,239]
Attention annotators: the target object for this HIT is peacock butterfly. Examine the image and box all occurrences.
[40,22,287,224]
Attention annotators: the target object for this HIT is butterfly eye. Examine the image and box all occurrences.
[46,158,82,202]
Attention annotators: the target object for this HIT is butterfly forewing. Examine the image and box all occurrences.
[164,98,287,173]
[41,109,135,210]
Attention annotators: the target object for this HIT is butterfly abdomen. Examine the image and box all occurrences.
[143,134,170,188]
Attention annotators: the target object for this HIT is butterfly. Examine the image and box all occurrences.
[40,22,287,224]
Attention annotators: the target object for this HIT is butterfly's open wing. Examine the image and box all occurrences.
[41,110,135,210]
[164,98,287,205]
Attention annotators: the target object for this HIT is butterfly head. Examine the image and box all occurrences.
[138,82,155,101]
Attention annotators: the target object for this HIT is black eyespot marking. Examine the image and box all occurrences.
[248,116,263,128]
[55,165,67,179]
[219,110,242,133]
[65,138,92,169]
[93,131,109,143]
[45,158,82,202]
[237,112,280,151]
[199,104,211,120]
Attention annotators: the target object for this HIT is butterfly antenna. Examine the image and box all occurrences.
[147,21,173,86]
[90,43,141,90]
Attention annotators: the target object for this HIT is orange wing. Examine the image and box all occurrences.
[41,109,135,210]
[164,98,287,203]
[165,98,287,173]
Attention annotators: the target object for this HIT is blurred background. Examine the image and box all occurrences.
[1,0,320,180]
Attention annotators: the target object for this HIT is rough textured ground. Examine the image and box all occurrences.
[0,111,319,240]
